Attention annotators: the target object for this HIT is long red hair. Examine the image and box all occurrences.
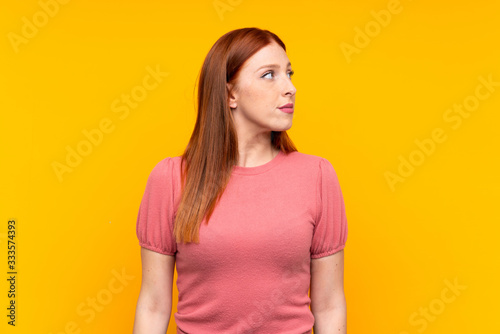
[174,27,298,244]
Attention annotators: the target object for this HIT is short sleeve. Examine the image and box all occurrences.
[311,157,348,259]
[136,158,177,256]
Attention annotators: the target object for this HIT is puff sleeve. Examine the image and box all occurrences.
[311,157,348,259]
[136,158,177,256]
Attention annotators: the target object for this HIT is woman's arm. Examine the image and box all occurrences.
[310,249,346,334]
[133,247,175,334]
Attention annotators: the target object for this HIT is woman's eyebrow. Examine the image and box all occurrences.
[255,62,292,72]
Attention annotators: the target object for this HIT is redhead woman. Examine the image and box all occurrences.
[132,27,348,334]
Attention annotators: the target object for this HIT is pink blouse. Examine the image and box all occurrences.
[136,150,348,333]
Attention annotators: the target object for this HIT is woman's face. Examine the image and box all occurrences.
[227,42,296,136]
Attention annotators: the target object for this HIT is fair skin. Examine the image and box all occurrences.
[227,41,296,167]
[133,248,174,334]
[133,41,346,333]
[310,250,347,333]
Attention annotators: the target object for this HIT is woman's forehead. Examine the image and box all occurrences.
[243,45,291,72]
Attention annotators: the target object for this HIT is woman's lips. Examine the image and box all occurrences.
[278,107,294,113]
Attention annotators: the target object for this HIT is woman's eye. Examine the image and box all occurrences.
[261,70,295,79]
[262,71,274,79]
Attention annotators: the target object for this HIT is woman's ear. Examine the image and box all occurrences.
[227,83,237,109]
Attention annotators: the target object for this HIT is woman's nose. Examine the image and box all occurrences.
[282,76,296,95]
[285,81,296,96]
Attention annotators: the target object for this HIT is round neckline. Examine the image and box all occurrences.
[232,150,285,175]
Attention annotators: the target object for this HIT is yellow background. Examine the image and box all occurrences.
[1,0,498,333]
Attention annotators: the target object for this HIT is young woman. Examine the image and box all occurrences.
[133,27,348,334]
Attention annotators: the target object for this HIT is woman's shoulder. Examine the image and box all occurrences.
[146,155,184,182]
[154,154,183,168]
[284,151,340,179]
[285,150,327,167]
